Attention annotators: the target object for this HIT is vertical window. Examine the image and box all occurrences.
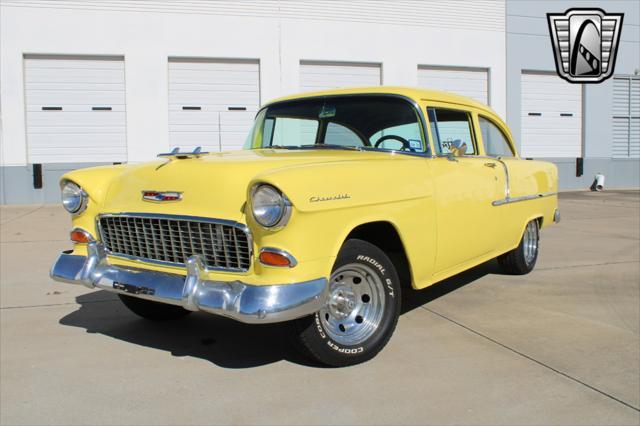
[427,108,476,156]
[612,76,640,158]
[478,116,514,157]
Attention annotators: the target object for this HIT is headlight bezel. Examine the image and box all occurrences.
[61,180,89,215]
[250,184,292,230]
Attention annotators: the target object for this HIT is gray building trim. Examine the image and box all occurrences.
[1,163,109,205]
[507,0,639,190]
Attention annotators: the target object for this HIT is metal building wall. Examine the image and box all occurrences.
[506,0,640,190]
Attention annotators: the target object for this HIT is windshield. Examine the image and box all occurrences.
[243,95,427,153]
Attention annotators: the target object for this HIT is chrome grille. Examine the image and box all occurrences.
[98,214,252,271]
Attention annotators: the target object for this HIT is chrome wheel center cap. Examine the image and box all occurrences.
[327,285,356,320]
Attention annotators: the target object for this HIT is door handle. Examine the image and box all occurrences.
[484,162,497,168]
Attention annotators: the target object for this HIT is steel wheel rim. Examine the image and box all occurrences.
[320,263,386,346]
[523,221,538,266]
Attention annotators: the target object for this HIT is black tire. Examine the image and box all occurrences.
[118,294,192,321]
[292,239,401,367]
[498,219,540,275]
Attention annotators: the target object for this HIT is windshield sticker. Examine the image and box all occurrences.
[319,105,336,118]
[408,139,423,150]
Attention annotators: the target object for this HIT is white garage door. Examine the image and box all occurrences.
[521,72,582,158]
[417,67,488,104]
[612,76,640,158]
[168,59,260,152]
[24,55,127,163]
[299,61,381,92]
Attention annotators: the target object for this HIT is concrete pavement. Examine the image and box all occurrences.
[1,191,639,425]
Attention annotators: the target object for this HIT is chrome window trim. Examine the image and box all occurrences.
[259,247,298,268]
[96,212,254,273]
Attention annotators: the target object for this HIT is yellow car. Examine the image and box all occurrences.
[51,87,559,366]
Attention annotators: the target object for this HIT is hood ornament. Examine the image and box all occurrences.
[142,191,183,202]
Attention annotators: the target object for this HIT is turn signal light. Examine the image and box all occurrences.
[259,250,294,267]
[70,228,94,244]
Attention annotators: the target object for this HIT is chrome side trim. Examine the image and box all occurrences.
[492,191,557,206]
[259,247,298,268]
[50,242,328,324]
[95,213,254,273]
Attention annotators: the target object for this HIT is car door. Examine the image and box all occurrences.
[477,114,522,249]
[426,106,503,275]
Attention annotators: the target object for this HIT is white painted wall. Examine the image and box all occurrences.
[0,0,506,167]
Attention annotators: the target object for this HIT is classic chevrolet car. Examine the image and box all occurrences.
[51,87,559,366]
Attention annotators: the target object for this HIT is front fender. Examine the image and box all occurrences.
[251,156,430,212]
[248,157,436,287]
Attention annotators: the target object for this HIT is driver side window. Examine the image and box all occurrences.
[427,107,476,156]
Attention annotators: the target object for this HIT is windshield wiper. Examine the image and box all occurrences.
[299,144,361,151]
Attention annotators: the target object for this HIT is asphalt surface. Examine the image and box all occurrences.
[1,191,639,425]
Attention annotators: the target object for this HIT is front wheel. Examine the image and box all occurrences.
[293,239,401,367]
[498,219,540,275]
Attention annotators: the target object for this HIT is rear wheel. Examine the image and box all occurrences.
[293,239,401,367]
[118,294,192,321]
[498,219,540,275]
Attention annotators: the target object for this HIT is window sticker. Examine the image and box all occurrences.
[408,139,423,150]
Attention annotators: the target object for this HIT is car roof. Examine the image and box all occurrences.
[264,86,495,115]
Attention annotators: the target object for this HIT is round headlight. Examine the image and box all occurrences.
[61,181,87,214]
[251,185,290,228]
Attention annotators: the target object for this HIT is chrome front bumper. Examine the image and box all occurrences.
[50,242,329,324]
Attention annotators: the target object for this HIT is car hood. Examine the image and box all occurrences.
[96,149,417,221]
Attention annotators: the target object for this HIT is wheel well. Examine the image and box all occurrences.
[345,221,412,288]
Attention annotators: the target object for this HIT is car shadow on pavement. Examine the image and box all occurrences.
[59,260,498,369]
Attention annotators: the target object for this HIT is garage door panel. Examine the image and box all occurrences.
[25,58,124,69]
[26,91,125,106]
[25,68,125,83]
[169,130,220,146]
[28,125,126,134]
[25,82,126,93]
[521,72,582,158]
[168,91,259,106]
[299,62,381,92]
[169,68,259,82]
[168,59,260,152]
[169,112,220,125]
[26,104,126,112]
[27,134,127,147]
[24,56,127,163]
[417,67,488,104]
[27,111,126,126]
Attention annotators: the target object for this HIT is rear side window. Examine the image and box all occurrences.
[427,108,476,156]
[479,116,514,157]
